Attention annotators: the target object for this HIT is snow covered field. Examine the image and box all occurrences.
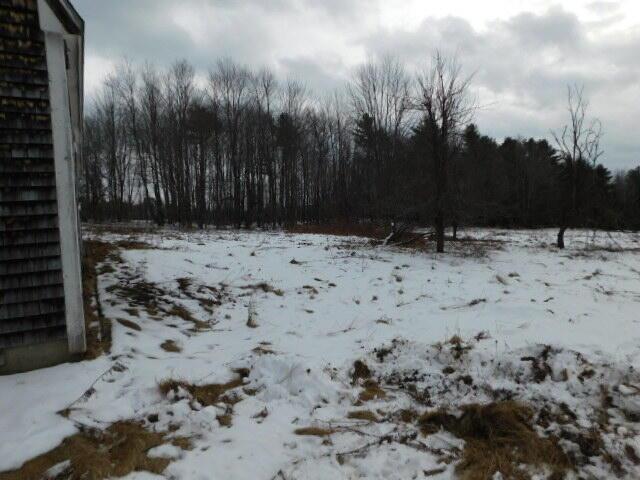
[1,228,640,479]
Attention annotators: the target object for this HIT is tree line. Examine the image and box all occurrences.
[80,54,640,250]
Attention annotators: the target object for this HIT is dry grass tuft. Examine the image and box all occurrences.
[177,278,229,313]
[447,335,473,360]
[0,421,188,480]
[176,277,193,293]
[397,408,419,424]
[418,409,458,435]
[420,401,571,480]
[216,413,233,428]
[116,239,154,250]
[110,271,209,331]
[358,379,386,402]
[158,371,248,407]
[166,305,208,331]
[160,340,182,353]
[294,427,337,437]
[347,410,379,422]
[252,345,276,355]
[240,282,285,297]
[351,360,371,384]
[82,240,116,359]
[111,279,166,318]
[116,318,142,331]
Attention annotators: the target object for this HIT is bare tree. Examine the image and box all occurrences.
[552,85,603,249]
[348,56,411,221]
[210,59,250,226]
[416,51,475,253]
[114,61,152,218]
[80,57,632,234]
[348,55,411,138]
[251,68,278,225]
[139,64,166,223]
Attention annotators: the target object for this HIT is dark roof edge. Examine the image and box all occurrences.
[44,0,84,35]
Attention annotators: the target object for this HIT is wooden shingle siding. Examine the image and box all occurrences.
[0,255,63,275]
[0,0,67,350]
[0,297,65,320]
[0,172,56,187]
[1,283,64,303]
[0,269,62,289]
[0,324,66,348]
[0,187,58,202]
[0,0,38,11]
[0,313,66,336]
[0,158,55,172]
[0,130,52,144]
[0,228,61,246]
[0,213,58,230]
[0,200,57,215]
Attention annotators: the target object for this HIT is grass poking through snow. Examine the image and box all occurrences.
[0,422,190,480]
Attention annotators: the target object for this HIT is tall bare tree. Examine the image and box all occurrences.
[552,85,603,249]
[416,51,475,253]
[348,55,411,220]
[80,57,634,234]
[210,59,250,226]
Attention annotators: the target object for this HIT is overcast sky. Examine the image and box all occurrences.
[73,0,640,170]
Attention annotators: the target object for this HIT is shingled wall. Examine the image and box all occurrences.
[0,0,68,350]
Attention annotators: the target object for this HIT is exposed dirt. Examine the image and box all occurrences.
[82,240,117,359]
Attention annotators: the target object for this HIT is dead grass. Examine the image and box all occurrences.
[116,318,142,331]
[358,379,386,402]
[166,304,208,331]
[447,335,473,360]
[252,345,276,355]
[85,223,159,237]
[160,340,182,353]
[351,360,372,384]
[158,373,249,433]
[88,238,211,346]
[0,421,189,480]
[347,410,379,422]
[397,408,419,424]
[82,240,116,359]
[294,427,337,437]
[115,239,154,250]
[177,278,226,313]
[419,401,571,480]
[521,345,553,383]
[111,279,167,318]
[158,370,248,407]
[216,413,234,428]
[240,282,285,297]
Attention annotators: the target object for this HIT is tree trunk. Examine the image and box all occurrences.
[557,226,567,249]
[435,211,445,253]
[452,222,458,241]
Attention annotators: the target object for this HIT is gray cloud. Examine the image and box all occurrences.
[73,0,639,170]
[361,7,639,169]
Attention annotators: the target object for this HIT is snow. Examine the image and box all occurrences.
[0,356,110,471]
[44,460,71,479]
[1,227,639,478]
[147,444,183,460]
